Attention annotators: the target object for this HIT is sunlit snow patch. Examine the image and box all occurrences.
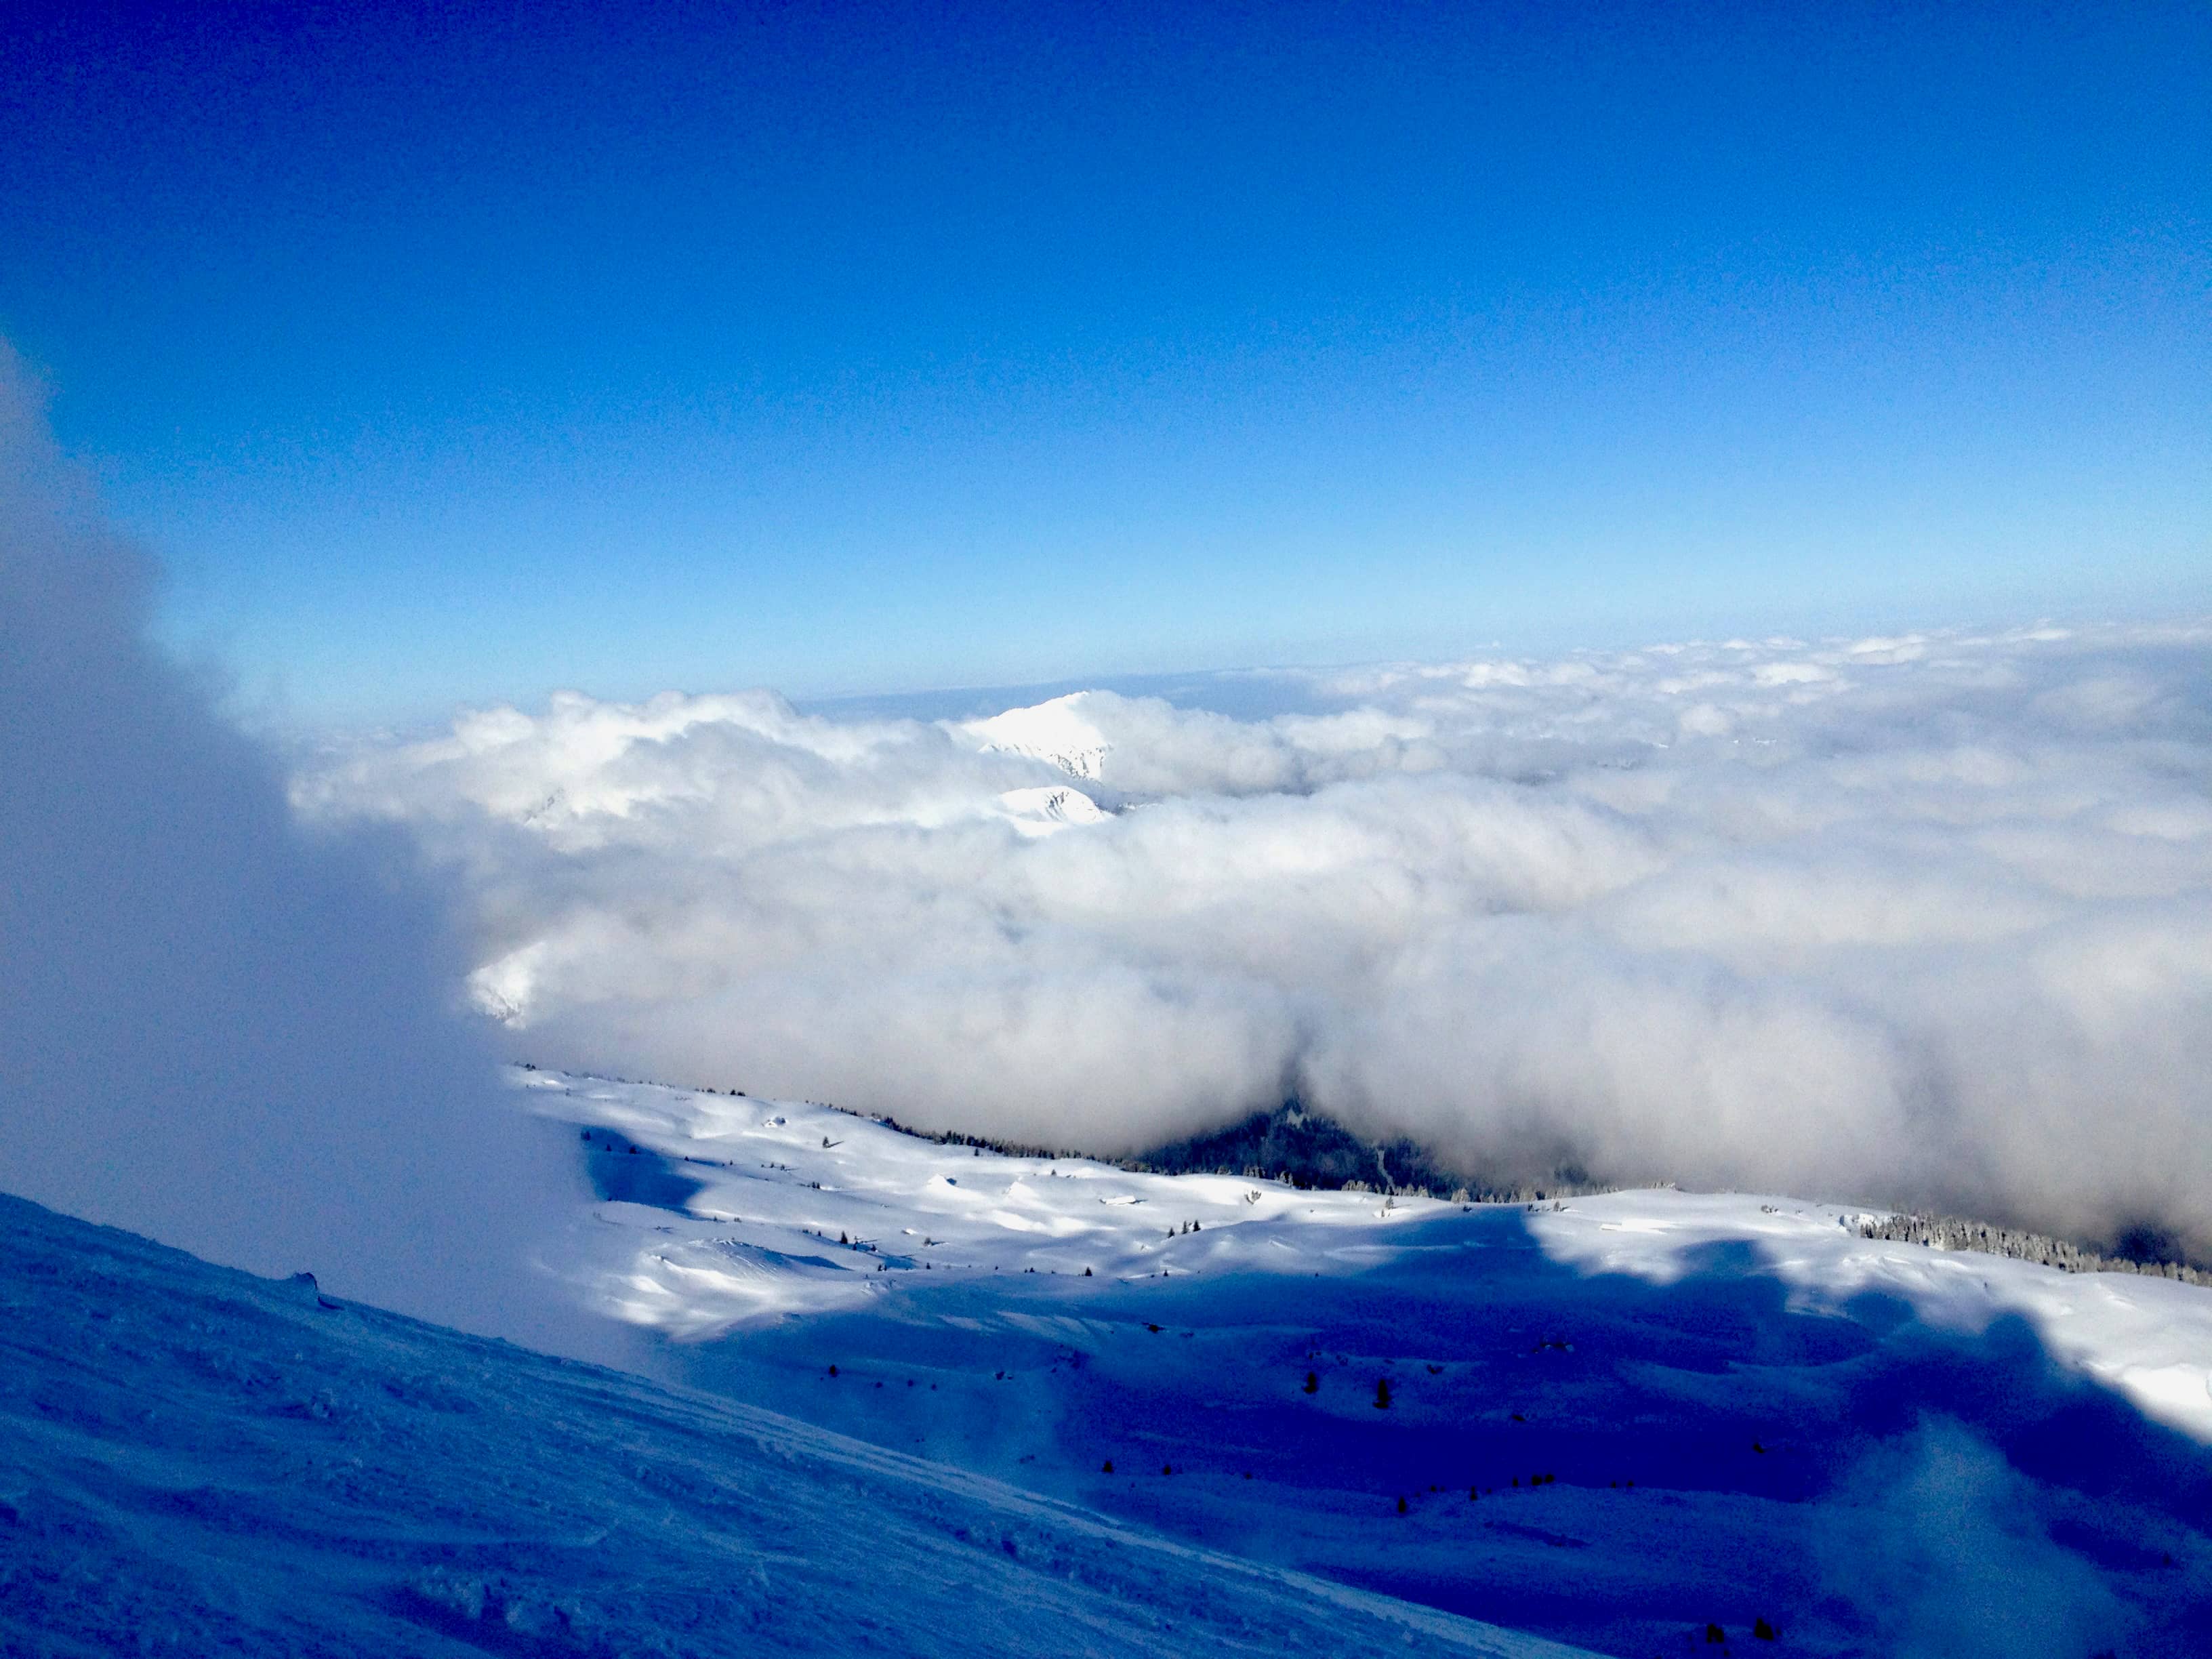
[1528,1191,2212,1442]
[520,1067,1430,1340]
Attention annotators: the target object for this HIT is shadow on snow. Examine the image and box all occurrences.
[651,1200,2212,1657]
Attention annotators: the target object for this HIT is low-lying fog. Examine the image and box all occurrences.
[304,615,2212,1263]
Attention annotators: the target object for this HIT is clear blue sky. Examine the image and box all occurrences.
[5,2,2206,723]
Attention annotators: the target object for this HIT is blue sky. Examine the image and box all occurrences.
[4,2,2205,723]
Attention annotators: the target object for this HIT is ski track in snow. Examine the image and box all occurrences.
[535,1067,2212,1658]
[0,1190,1590,1658]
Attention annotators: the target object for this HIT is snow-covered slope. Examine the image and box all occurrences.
[0,1190,1594,1658]
[537,1069,2212,1659]
[993,783,1109,837]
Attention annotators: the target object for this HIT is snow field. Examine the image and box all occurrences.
[534,1069,2212,1658]
[0,1190,1593,1658]
[535,1069,2212,1441]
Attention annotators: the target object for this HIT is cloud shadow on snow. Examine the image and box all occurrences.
[640,1201,2211,1658]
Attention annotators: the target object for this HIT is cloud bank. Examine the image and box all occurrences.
[0,348,602,1353]
[304,621,2212,1263]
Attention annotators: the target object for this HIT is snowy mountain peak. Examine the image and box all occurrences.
[960,693,1111,781]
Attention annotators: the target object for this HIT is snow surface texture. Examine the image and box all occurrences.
[537,1069,2212,1659]
[303,622,2212,1261]
[0,1190,1593,1659]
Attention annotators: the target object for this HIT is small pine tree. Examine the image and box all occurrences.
[1373,1378,1393,1410]
[1395,1494,1407,1513]
[1102,1458,1113,1474]
[1303,1370,1319,1394]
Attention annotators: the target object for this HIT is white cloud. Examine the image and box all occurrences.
[306,618,2212,1258]
[0,345,607,1356]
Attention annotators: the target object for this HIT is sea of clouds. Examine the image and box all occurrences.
[302,612,2212,1261]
